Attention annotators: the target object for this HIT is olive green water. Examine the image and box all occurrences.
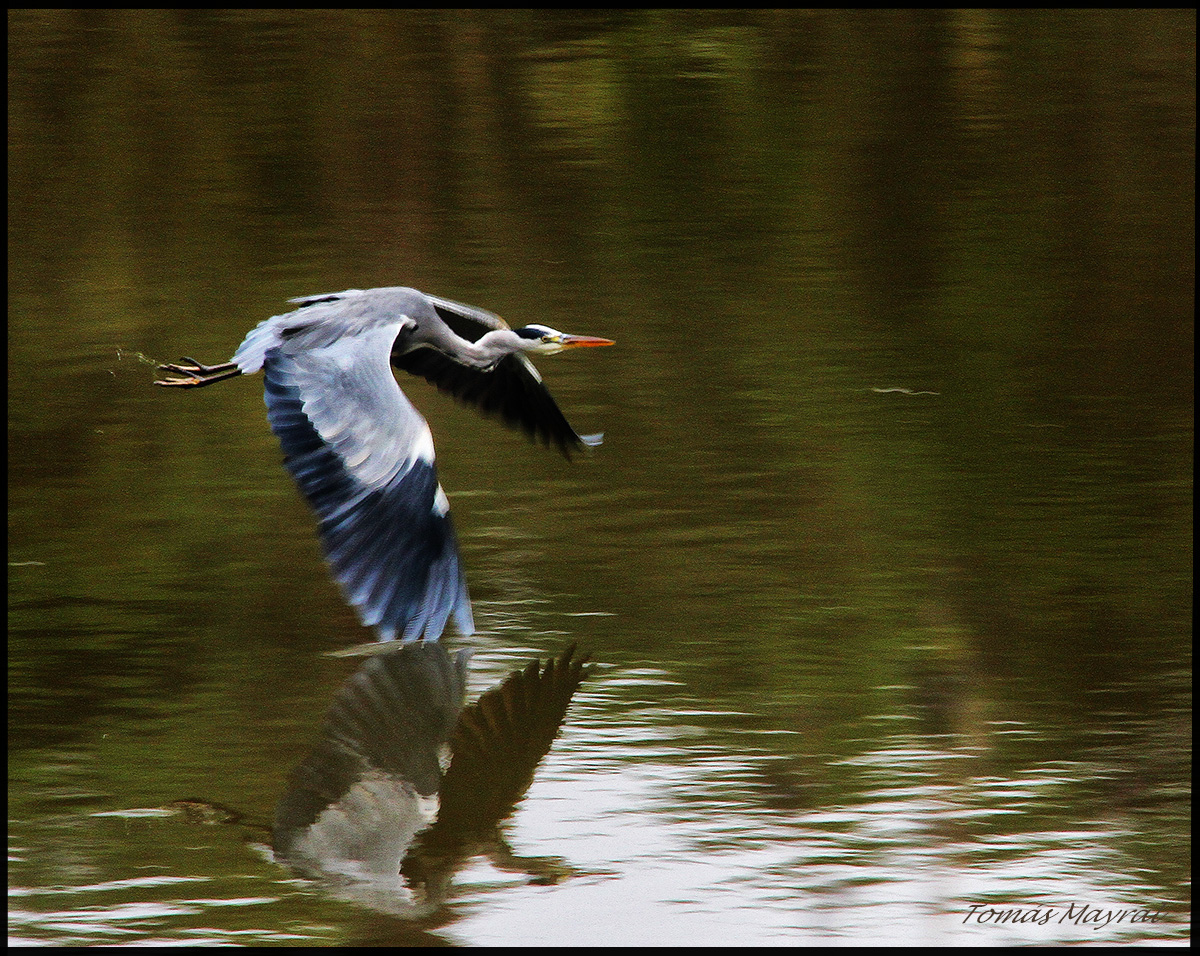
[9,10,1192,945]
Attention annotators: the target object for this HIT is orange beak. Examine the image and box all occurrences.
[559,335,615,349]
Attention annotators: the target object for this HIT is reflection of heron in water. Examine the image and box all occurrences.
[270,643,593,914]
[156,287,613,643]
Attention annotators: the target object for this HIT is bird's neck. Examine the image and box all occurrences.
[452,330,512,370]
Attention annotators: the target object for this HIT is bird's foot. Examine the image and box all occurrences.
[155,357,241,388]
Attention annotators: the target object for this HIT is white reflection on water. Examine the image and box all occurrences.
[447,667,1185,946]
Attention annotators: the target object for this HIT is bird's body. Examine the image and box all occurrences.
[157,286,612,644]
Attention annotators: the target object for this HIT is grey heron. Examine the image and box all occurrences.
[156,286,614,644]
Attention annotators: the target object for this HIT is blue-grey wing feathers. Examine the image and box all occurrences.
[247,309,473,643]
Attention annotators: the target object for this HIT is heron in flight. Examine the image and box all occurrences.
[156,287,613,644]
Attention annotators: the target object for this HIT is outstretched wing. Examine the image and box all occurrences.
[261,320,474,643]
[392,295,598,457]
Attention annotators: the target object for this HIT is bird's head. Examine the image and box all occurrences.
[512,324,616,356]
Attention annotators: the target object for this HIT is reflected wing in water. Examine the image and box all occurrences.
[273,643,468,882]
[437,644,593,828]
[273,643,592,909]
